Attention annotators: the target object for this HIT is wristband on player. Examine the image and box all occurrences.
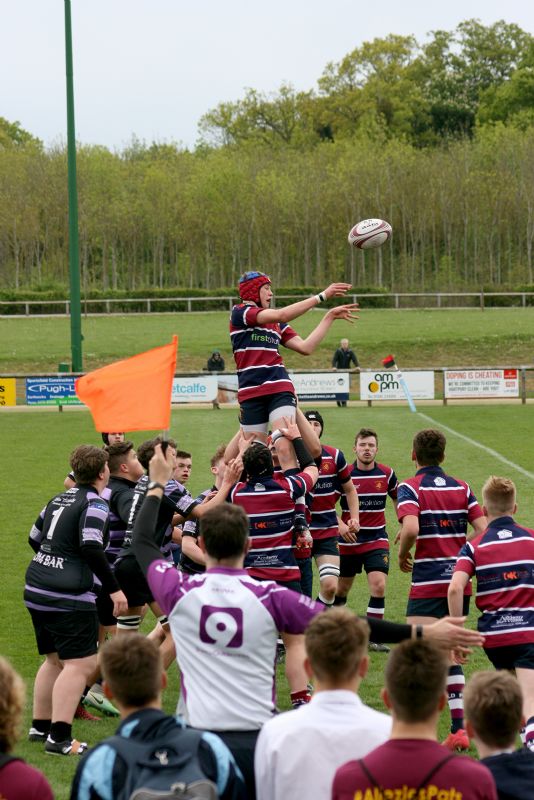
[293,436,314,470]
[270,430,286,446]
[315,291,327,304]
[412,624,424,640]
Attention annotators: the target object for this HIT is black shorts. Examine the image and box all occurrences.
[29,609,98,660]
[209,729,259,800]
[240,391,296,428]
[406,595,470,619]
[485,642,534,671]
[312,536,340,558]
[96,589,116,628]
[340,549,390,578]
[114,556,154,607]
[275,579,302,593]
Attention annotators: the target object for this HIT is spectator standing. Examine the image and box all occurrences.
[332,339,358,407]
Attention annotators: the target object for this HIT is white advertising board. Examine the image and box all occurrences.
[360,371,435,401]
[214,372,350,404]
[444,369,519,398]
[171,376,218,403]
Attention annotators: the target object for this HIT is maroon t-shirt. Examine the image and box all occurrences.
[0,759,54,800]
[332,739,497,800]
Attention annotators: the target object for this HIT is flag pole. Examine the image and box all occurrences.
[382,355,417,413]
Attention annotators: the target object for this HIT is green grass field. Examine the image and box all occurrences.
[2,403,534,797]
[1,306,534,374]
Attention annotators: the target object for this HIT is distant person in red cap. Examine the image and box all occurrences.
[230,271,357,457]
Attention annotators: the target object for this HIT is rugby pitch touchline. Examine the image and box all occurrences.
[417,412,534,482]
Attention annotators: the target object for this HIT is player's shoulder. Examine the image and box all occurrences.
[376,461,394,475]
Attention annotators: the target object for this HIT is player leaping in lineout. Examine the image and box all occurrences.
[230,271,358,456]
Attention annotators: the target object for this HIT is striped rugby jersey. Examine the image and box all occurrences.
[339,462,398,555]
[308,444,352,540]
[397,466,484,599]
[230,303,298,402]
[229,471,315,583]
[454,516,534,647]
[25,486,110,612]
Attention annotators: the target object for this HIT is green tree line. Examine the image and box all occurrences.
[2,19,534,293]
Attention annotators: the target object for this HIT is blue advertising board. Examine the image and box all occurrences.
[25,377,81,406]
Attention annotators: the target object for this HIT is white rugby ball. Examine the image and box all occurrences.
[348,218,392,250]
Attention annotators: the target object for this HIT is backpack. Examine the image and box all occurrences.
[107,727,218,800]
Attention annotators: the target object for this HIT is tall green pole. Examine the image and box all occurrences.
[64,0,83,371]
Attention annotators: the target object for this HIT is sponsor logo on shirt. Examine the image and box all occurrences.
[199,605,244,648]
[497,529,513,539]
[254,483,266,492]
[495,613,525,626]
[434,477,446,486]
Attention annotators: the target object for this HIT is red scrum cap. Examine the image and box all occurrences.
[238,271,271,304]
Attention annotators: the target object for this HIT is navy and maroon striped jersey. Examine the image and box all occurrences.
[308,444,352,540]
[454,516,534,647]
[397,465,484,599]
[230,303,298,402]
[25,486,110,612]
[229,471,315,583]
[340,462,398,554]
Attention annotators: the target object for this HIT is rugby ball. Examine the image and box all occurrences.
[348,218,392,250]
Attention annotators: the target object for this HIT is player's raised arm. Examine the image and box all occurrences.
[131,444,175,574]
[255,283,353,325]
[284,303,359,356]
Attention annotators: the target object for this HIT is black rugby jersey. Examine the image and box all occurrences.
[25,485,114,612]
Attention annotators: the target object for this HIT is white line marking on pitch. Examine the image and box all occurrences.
[417,412,534,481]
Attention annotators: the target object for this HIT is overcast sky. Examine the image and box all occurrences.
[3,0,534,151]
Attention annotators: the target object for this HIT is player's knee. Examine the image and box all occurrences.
[368,574,386,596]
[116,615,141,631]
[319,563,340,593]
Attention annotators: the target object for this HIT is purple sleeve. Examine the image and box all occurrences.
[262,586,323,633]
[146,559,189,616]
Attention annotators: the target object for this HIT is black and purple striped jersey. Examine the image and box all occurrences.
[106,476,137,564]
[25,485,110,612]
[230,303,298,403]
[180,487,212,575]
[119,475,199,560]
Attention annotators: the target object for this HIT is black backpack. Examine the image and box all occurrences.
[106,728,218,800]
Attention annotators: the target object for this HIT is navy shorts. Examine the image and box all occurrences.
[406,595,470,618]
[485,642,534,671]
[29,608,99,660]
[312,536,340,558]
[96,589,116,627]
[240,391,297,428]
[340,549,390,578]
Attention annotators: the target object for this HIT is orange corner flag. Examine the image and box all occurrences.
[75,336,178,432]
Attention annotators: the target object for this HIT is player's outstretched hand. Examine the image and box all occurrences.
[324,283,352,298]
[224,457,242,486]
[149,443,174,486]
[339,519,357,543]
[325,303,359,323]
[424,617,484,650]
[279,416,299,440]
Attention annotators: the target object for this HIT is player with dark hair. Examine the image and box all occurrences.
[302,410,359,607]
[25,445,128,756]
[230,271,357,456]
[397,428,487,751]
[449,475,534,752]
[332,640,497,800]
[336,427,398,653]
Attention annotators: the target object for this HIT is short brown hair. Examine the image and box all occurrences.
[305,609,369,683]
[482,476,516,517]
[413,429,446,466]
[101,634,161,707]
[137,437,177,470]
[70,444,108,484]
[106,441,135,474]
[0,657,25,753]
[355,428,378,445]
[464,670,522,748]
[210,444,227,469]
[200,504,249,559]
[385,640,448,722]
[175,450,192,461]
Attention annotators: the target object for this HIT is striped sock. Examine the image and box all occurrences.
[367,596,385,620]
[447,665,465,733]
[525,716,534,751]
